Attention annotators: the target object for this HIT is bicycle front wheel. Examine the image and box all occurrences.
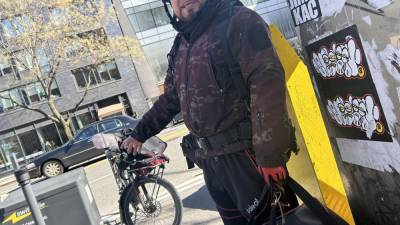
[120,176,183,225]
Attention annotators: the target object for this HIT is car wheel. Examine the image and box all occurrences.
[42,160,64,178]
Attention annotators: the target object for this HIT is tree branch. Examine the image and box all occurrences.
[72,70,92,113]
[0,95,60,123]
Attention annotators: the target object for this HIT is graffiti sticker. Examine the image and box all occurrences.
[326,95,384,138]
[287,0,322,26]
[311,37,365,78]
[306,25,392,142]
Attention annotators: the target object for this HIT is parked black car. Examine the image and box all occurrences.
[28,115,138,178]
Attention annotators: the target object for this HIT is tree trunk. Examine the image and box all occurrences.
[47,99,74,140]
[61,120,74,141]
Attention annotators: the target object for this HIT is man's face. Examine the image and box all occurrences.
[171,0,207,22]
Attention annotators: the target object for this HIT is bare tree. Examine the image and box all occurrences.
[0,0,142,140]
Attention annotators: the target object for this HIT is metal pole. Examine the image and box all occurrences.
[11,153,46,225]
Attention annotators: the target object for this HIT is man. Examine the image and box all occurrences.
[122,0,296,223]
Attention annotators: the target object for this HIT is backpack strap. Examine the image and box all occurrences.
[219,2,251,111]
[166,33,182,76]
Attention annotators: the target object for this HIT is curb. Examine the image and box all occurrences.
[158,124,189,142]
[0,175,15,187]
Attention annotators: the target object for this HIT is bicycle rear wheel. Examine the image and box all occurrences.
[120,176,183,225]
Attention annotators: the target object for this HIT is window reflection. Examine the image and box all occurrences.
[72,60,121,90]
[37,124,63,152]
[0,136,24,159]
[74,111,98,130]
[126,6,170,33]
[18,130,42,156]
[0,81,61,113]
[0,91,15,111]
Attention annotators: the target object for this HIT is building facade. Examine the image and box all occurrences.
[0,0,151,175]
[119,0,297,83]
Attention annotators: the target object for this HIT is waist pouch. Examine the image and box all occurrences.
[181,133,203,169]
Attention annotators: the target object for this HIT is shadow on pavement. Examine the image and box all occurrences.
[182,185,217,211]
[189,217,222,225]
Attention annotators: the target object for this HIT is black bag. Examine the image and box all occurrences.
[180,133,203,169]
[252,177,349,225]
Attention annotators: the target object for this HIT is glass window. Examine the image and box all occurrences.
[56,123,69,143]
[152,7,169,27]
[74,70,87,89]
[14,51,34,72]
[136,10,156,31]
[12,16,27,36]
[37,124,63,151]
[107,61,121,80]
[73,60,120,90]
[1,19,17,37]
[75,112,97,129]
[50,8,69,25]
[20,88,30,105]
[0,56,15,78]
[18,130,42,156]
[35,48,50,75]
[36,83,46,99]
[94,69,102,84]
[9,88,22,105]
[240,0,254,6]
[0,136,24,160]
[98,120,119,132]
[76,125,98,141]
[134,4,151,12]
[128,14,141,32]
[97,64,110,81]
[0,91,14,111]
[50,81,61,97]
[26,83,40,103]
[87,69,98,87]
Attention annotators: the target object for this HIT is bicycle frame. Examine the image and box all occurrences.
[105,148,166,194]
[92,132,181,225]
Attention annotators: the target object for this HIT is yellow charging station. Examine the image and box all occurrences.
[269,25,356,225]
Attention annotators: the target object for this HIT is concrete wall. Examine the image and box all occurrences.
[298,1,400,224]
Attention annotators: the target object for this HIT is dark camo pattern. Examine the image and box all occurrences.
[132,5,289,167]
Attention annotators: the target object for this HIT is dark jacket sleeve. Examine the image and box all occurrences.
[131,70,181,143]
[228,7,289,167]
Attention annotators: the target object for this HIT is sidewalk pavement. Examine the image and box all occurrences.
[101,212,121,225]
[0,175,15,187]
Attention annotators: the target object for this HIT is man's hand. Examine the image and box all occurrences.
[260,166,286,185]
[121,137,143,154]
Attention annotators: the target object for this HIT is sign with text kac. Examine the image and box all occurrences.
[306,25,392,142]
[287,0,322,26]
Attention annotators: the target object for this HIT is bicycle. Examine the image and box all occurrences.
[92,131,183,225]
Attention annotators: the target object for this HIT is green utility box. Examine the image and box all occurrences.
[0,168,101,225]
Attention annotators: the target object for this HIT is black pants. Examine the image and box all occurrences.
[198,150,298,225]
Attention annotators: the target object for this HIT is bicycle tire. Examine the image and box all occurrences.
[120,176,183,225]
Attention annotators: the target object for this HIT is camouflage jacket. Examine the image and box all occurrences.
[132,3,290,167]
